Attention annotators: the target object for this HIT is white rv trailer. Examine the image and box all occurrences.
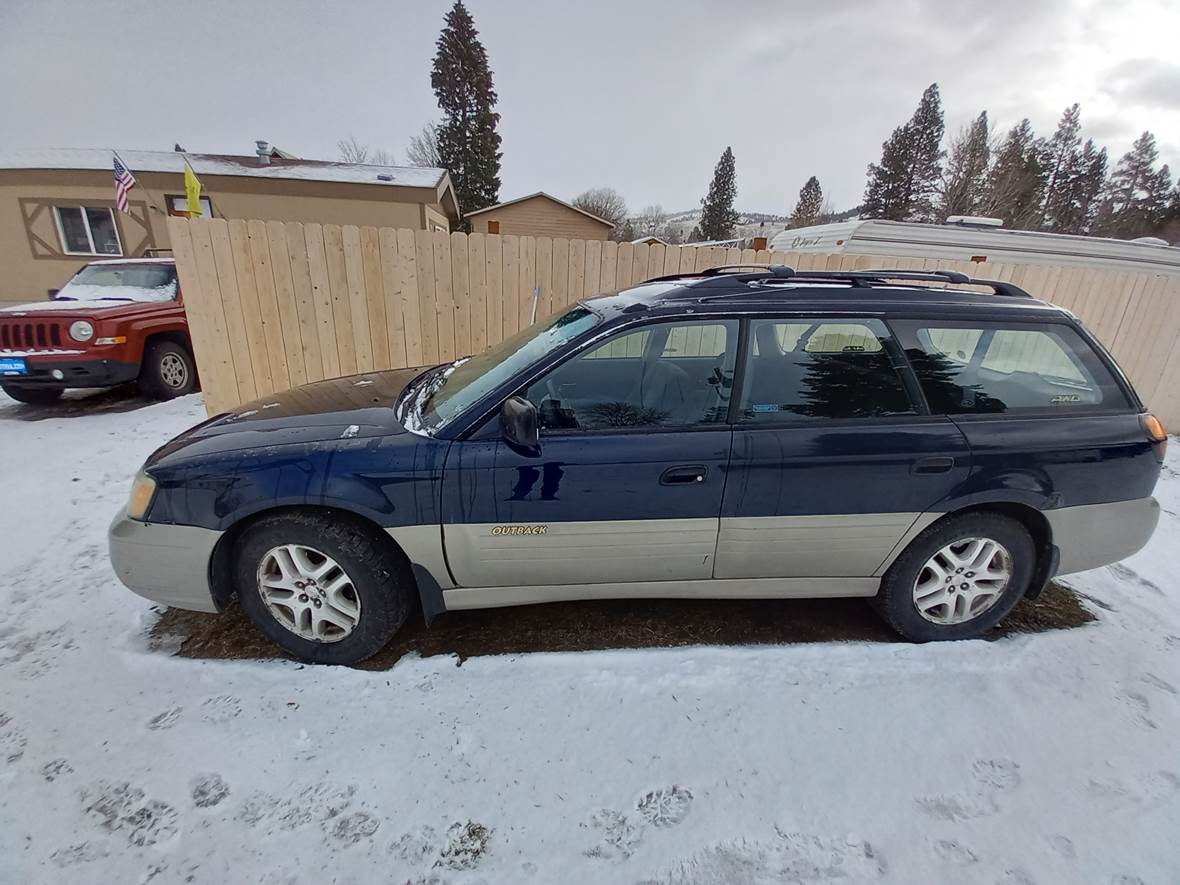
[768,217,1180,275]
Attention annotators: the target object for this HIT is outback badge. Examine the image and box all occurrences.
[490,524,548,536]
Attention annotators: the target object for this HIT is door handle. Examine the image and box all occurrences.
[912,456,955,475]
[660,465,708,485]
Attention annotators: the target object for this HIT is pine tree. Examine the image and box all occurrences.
[1162,183,1180,243]
[1040,104,1083,231]
[1094,131,1164,239]
[861,83,945,222]
[1067,139,1108,234]
[982,119,1046,229]
[698,147,739,240]
[431,1,502,222]
[789,176,823,228]
[938,111,990,220]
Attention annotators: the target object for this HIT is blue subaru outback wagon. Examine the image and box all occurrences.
[109,266,1165,664]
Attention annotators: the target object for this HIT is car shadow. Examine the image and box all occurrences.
[0,384,151,421]
[152,581,1094,671]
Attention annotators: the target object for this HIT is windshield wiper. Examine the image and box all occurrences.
[97,296,134,301]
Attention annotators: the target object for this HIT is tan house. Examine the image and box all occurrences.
[466,192,613,240]
[0,145,460,301]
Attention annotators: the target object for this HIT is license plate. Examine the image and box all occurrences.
[0,357,27,376]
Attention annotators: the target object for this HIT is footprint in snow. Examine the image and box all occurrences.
[916,758,1020,820]
[40,758,74,782]
[933,838,979,865]
[331,811,381,845]
[648,830,885,883]
[81,780,179,847]
[191,773,230,808]
[1087,770,1180,815]
[585,785,693,860]
[0,712,27,765]
[200,695,243,724]
[147,706,183,730]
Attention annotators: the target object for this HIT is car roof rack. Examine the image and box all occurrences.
[658,264,1033,299]
[646,263,796,283]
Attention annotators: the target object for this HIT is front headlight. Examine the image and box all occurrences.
[127,469,157,521]
[69,320,95,342]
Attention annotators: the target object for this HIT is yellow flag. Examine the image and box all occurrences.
[183,161,203,217]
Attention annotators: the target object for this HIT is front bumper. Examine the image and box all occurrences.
[2,356,139,389]
[108,507,223,612]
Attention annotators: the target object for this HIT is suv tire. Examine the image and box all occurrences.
[234,511,413,665]
[873,512,1035,642]
[138,340,197,399]
[1,384,63,405]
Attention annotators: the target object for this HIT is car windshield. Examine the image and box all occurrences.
[56,264,178,303]
[414,305,600,433]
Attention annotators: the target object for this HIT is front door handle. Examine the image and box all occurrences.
[912,456,955,475]
[660,465,708,485]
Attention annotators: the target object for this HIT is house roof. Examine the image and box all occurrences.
[463,191,615,227]
[0,148,448,189]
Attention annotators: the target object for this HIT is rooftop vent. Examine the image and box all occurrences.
[945,216,1004,228]
[255,140,270,166]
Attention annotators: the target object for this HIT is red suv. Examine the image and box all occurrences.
[0,258,197,404]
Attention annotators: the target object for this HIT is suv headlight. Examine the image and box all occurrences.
[127,469,157,520]
[69,320,95,342]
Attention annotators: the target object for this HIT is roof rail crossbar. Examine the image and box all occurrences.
[760,268,1033,298]
[646,264,796,284]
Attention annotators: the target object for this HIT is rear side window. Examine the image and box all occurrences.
[738,318,916,421]
[893,320,1130,414]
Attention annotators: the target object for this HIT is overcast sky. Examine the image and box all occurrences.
[2,0,1178,215]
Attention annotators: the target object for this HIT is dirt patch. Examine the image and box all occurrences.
[151,580,1094,670]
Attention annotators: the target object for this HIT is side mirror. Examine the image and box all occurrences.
[501,395,541,456]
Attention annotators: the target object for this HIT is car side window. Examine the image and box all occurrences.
[738,318,916,421]
[894,320,1131,414]
[525,320,738,431]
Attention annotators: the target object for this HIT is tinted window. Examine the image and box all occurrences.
[738,318,916,421]
[894,320,1130,414]
[527,320,738,430]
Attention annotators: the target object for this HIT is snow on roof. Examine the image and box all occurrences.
[0,148,447,189]
[464,191,615,227]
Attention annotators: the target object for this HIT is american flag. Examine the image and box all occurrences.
[112,153,136,213]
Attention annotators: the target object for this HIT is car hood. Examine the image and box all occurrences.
[146,366,432,468]
[0,299,173,319]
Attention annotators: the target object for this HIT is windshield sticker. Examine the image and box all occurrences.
[751,403,781,413]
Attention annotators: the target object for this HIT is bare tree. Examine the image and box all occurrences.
[406,123,443,168]
[572,187,629,230]
[337,135,392,165]
[634,204,667,239]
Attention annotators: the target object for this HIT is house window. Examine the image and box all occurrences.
[54,207,122,256]
[486,220,500,234]
[166,195,214,218]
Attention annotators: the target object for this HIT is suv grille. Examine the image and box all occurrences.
[0,320,66,351]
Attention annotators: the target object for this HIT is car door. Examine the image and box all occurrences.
[716,316,971,579]
[441,318,739,589]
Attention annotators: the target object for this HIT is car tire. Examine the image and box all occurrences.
[872,512,1035,642]
[234,511,413,665]
[1,384,63,405]
[138,340,198,399]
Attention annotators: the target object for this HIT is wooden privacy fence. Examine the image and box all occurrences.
[167,217,1180,425]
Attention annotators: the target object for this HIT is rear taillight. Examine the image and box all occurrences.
[1142,413,1168,460]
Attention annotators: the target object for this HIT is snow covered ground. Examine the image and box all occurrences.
[1,392,1178,885]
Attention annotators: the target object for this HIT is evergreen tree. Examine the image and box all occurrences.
[431,1,502,221]
[1094,131,1164,239]
[861,83,945,222]
[1067,139,1109,234]
[1162,183,1180,243]
[789,176,824,227]
[698,147,739,240]
[982,119,1046,228]
[1040,104,1083,231]
[938,111,990,220]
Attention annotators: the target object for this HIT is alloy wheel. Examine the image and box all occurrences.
[912,536,1012,625]
[256,544,361,642]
